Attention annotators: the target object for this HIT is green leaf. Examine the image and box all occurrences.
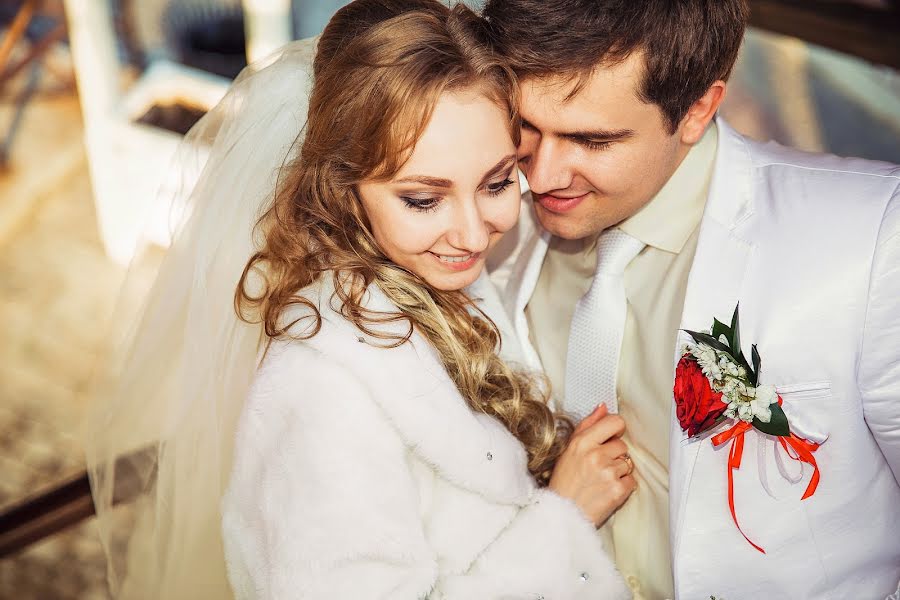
[735,350,754,380]
[751,344,761,387]
[752,403,789,437]
[684,330,732,354]
[730,305,742,358]
[711,318,730,342]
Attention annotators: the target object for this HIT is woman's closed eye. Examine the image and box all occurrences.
[401,195,442,212]
[486,177,515,196]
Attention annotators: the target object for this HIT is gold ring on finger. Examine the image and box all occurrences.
[620,453,634,475]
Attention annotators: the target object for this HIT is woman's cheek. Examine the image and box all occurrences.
[492,189,522,234]
[390,211,445,254]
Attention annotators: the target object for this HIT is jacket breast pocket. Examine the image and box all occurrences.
[755,381,833,594]
[775,381,832,445]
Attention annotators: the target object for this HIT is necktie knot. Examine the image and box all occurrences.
[594,228,645,276]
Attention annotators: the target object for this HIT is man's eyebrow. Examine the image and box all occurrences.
[478,154,517,186]
[561,128,635,142]
[522,118,634,143]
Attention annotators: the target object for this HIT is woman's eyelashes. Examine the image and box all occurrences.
[486,178,514,196]
[399,175,516,213]
[401,195,441,212]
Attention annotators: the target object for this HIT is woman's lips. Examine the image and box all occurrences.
[535,192,588,214]
[429,251,482,271]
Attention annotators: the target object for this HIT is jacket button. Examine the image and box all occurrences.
[579,572,589,582]
[486,452,493,461]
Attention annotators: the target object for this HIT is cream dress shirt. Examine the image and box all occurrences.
[524,123,719,600]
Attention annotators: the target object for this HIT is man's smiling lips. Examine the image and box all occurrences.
[534,192,589,214]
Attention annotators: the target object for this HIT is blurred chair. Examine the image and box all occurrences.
[60,0,303,265]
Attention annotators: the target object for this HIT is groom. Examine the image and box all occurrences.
[482,0,900,598]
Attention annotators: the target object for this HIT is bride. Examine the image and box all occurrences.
[87,1,632,598]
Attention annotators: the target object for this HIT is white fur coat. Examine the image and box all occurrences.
[221,275,630,599]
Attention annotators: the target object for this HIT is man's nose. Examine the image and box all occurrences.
[520,138,571,194]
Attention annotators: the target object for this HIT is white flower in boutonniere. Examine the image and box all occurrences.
[686,332,780,426]
[691,345,723,381]
[750,384,778,423]
[673,305,826,554]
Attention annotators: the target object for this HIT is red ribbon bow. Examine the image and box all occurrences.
[710,396,821,554]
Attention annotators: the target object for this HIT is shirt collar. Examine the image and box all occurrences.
[618,121,719,254]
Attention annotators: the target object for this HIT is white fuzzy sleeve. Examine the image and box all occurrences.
[860,185,900,484]
[222,343,628,599]
[221,345,439,599]
[434,489,631,600]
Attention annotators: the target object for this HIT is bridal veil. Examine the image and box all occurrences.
[84,37,317,598]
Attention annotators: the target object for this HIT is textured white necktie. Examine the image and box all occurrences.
[565,228,645,421]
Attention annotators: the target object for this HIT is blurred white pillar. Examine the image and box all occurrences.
[61,0,233,266]
[63,0,138,263]
[62,0,120,126]
[242,0,293,63]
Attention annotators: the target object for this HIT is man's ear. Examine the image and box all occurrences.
[679,81,727,144]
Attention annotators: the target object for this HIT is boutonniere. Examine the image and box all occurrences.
[673,305,823,554]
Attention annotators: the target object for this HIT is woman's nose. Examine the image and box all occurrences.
[446,199,489,253]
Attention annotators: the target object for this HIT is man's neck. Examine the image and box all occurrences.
[617,121,719,253]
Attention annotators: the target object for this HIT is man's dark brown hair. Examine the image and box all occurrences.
[482,0,749,133]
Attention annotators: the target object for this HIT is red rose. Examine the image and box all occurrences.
[673,355,727,437]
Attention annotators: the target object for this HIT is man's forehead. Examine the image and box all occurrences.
[521,53,644,101]
[519,55,651,129]
[519,72,583,103]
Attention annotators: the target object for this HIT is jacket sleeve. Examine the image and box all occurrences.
[859,184,900,484]
[222,345,628,600]
[433,489,630,600]
[222,346,438,599]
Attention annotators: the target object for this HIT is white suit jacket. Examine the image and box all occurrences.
[489,118,900,599]
[221,275,630,599]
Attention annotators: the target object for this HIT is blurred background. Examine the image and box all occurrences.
[0,0,898,597]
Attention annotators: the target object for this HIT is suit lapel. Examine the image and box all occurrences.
[669,118,757,557]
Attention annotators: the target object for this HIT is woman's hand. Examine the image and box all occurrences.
[548,404,636,527]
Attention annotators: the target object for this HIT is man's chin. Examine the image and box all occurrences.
[534,203,602,241]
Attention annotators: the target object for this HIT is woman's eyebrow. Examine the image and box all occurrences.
[478,154,517,186]
[393,154,516,189]
[393,175,453,188]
